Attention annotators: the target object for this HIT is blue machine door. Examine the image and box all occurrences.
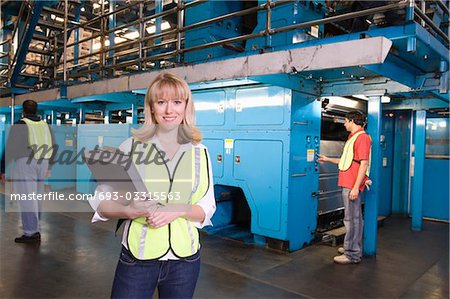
[202,138,224,179]
[391,111,412,215]
[233,139,284,232]
[193,90,226,127]
[423,117,449,221]
[379,113,395,216]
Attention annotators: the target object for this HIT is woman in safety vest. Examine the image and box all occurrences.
[90,72,216,298]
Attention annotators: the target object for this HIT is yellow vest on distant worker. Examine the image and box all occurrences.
[338,131,371,177]
[127,142,209,260]
[22,118,53,159]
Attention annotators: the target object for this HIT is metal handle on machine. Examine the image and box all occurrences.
[235,155,240,164]
[311,190,324,197]
[293,121,308,125]
[217,154,222,163]
[291,173,307,177]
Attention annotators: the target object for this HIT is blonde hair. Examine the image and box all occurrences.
[132,72,202,144]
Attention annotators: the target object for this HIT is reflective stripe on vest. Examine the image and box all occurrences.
[338,131,371,177]
[127,142,209,260]
[21,118,53,159]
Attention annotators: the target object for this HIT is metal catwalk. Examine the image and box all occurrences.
[0,195,448,298]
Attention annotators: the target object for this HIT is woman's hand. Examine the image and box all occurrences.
[124,199,156,219]
[125,205,151,219]
[146,211,185,228]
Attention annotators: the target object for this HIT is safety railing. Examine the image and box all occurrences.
[4,0,450,91]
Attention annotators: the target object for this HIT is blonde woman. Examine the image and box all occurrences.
[90,73,216,298]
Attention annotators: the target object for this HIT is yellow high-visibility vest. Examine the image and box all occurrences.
[22,118,53,160]
[127,142,209,260]
[338,131,371,177]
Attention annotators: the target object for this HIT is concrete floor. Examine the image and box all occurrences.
[0,196,448,298]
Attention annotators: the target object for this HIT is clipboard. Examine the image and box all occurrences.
[83,147,193,214]
[82,146,149,194]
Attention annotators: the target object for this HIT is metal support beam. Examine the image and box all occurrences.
[10,93,14,124]
[155,0,163,69]
[322,78,411,97]
[384,98,449,110]
[364,56,420,89]
[104,109,110,124]
[63,0,68,83]
[74,2,82,65]
[71,92,139,103]
[108,0,116,69]
[78,107,85,124]
[250,74,318,96]
[363,96,382,256]
[131,103,138,124]
[411,110,426,231]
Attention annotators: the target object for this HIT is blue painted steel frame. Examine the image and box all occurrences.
[411,110,426,231]
[391,110,411,215]
[364,96,382,256]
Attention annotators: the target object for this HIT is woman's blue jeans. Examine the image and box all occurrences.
[111,246,201,299]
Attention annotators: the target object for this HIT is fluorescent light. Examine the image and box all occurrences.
[381,96,391,103]
[123,31,140,39]
[146,21,171,34]
[325,96,360,108]
[50,14,64,23]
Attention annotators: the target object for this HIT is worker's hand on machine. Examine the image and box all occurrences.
[365,179,372,191]
[349,187,359,200]
[44,170,51,178]
[1,173,5,183]
[317,154,328,163]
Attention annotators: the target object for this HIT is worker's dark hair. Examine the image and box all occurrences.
[22,100,38,115]
[345,110,366,127]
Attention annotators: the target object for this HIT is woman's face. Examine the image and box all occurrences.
[151,89,186,126]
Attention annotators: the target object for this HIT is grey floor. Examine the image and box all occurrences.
[0,196,448,299]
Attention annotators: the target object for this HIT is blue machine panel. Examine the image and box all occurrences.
[76,124,131,194]
[184,0,245,62]
[391,111,412,215]
[202,138,224,179]
[423,159,449,221]
[233,139,284,232]
[379,113,395,216]
[193,90,226,126]
[0,115,5,167]
[197,84,320,251]
[48,125,77,191]
[422,117,449,221]
[234,86,286,126]
[247,0,325,51]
